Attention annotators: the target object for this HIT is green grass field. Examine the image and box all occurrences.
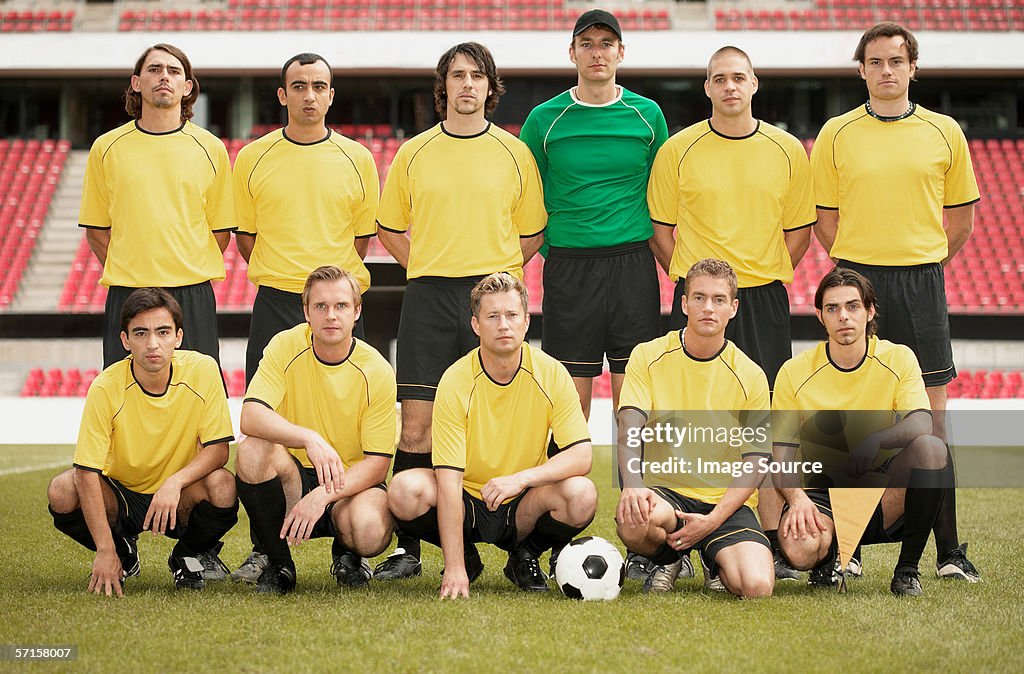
[1,444,1022,673]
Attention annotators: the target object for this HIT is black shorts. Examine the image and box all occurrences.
[670,279,791,389]
[652,487,769,577]
[795,488,904,546]
[835,260,954,387]
[245,285,365,386]
[286,454,387,539]
[396,276,481,401]
[103,281,220,370]
[463,490,527,550]
[542,241,661,378]
[103,476,184,539]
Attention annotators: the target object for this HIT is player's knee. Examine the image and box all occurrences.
[907,434,948,471]
[615,518,653,554]
[204,468,237,507]
[737,572,774,599]
[398,425,431,454]
[235,436,274,481]
[560,476,597,526]
[351,511,393,557]
[778,537,820,571]
[47,470,78,512]
[388,470,434,520]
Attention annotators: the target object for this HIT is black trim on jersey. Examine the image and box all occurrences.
[212,227,237,233]
[247,136,287,196]
[815,205,839,211]
[354,232,376,239]
[282,127,331,146]
[944,198,981,209]
[434,465,466,472]
[825,343,868,373]
[520,228,545,238]
[440,121,491,139]
[618,405,649,420]
[101,125,138,161]
[79,224,112,230]
[681,337,727,363]
[677,127,715,173]
[130,361,172,397]
[709,119,760,141]
[202,435,235,447]
[652,218,676,227]
[329,134,368,202]
[905,409,933,418]
[485,128,526,198]
[243,397,274,410]
[363,451,395,458]
[479,349,523,387]
[557,438,591,452]
[376,221,406,234]
[783,221,816,232]
[312,337,356,367]
[235,231,256,237]
[773,442,800,448]
[741,451,771,458]
[180,125,218,174]
[72,463,103,474]
[134,120,186,136]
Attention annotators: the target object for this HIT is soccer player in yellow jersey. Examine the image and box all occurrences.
[772,268,958,596]
[647,45,816,582]
[230,53,380,583]
[79,44,234,369]
[615,259,774,599]
[810,23,980,577]
[387,273,596,598]
[374,43,547,580]
[235,266,396,594]
[47,289,237,596]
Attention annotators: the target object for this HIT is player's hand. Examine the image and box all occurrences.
[667,510,717,551]
[481,474,527,512]
[781,496,829,541]
[143,479,182,535]
[303,431,345,494]
[439,566,470,600]
[281,490,329,546]
[616,488,657,529]
[88,549,124,598]
[845,433,882,478]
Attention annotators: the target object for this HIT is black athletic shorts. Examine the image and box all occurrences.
[835,260,954,388]
[396,276,481,401]
[103,476,184,539]
[542,241,661,378]
[670,279,791,389]
[794,488,904,546]
[287,454,387,539]
[652,486,770,577]
[245,285,365,386]
[103,281,220,369]
[462,490,527,551]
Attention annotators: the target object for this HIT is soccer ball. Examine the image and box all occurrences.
[554,536,625,601]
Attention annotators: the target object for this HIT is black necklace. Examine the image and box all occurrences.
[865,100,916,122]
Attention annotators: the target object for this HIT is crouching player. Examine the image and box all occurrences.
[388,273,597,598]
[235,266,395,594]
[47,288,237,596]
[772,267,952,596]
[615,259,774,598]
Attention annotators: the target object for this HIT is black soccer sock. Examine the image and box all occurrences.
[392,450,431,559]
[236,476,291,566]
[174,500,239,558]
[50,506,97,551]
[765,528,780,553]
[932,452,960,557]
[332,538,354,558]
[522,512,590,559]
[896,468,947,574]
[648,543,682,567]
[396,508,441,548]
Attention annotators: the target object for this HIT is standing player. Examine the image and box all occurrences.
[229,53,379,583]
[810,22,980,579]
[47,289,237,596]
[387,273,597,598]
[773,268,954,596]
[520,8,667,422]
[374,43,547,580]
[235,266,396,594]
[646,46,816,581]
[615,259,774,598]
[79,44,234,369]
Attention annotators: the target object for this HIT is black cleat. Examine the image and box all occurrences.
[372,548,422,581]
[936,543,981,582]
[119,536,141,581]
[167,553,206,590]
[331,551,372,588]
[440,543,485,584]
[808,545,838,588]
[503,547,549,593]
[773,549,801,581]
[255,562,296,595]
[625,552,654,581]
[891,569,923,597]
[197,541,230,581]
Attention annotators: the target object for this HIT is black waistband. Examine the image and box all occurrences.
[256,285,302,300]
[409,275,488,286]
[547,240,649,259]
[836,259,941,272]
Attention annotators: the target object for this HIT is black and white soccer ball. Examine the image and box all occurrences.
[554,536,625,601]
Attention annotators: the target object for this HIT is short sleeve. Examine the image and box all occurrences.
[519,110,548,178]
[647,141,679,227]
[782,139,818,231]
[741,368,772,456]
[431,376,468,471]
[618,343,653,414]
[943,121,981,208]
[810,123,839,210]
[206,140,236,232]
[893,346,931,415]
[648,106,670,170]
[770,364,802,448]
[376,143,411,233]
[78,140,112,229]
[513,147,547,237]
[244,332,289,410]
[198,357,234,446]
[548,364,591,449]
[73,377,115,471]
[232,146,257,236]
[359,360,398,458]
[352,148,381,238]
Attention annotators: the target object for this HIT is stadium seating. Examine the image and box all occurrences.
[0,9,74,33]
[117,0,671,32]
[715,1,1024,32]
[0,138,69,308]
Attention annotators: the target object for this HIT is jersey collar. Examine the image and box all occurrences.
[569,85,623,108]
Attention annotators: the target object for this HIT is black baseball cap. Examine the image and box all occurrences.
[573,9,622,41]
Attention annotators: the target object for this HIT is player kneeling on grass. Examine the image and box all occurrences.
[235,266,396,595]
[772,268,953,597]
[615,259,774,599]
[388,272,597,598]
[47,288,237,596]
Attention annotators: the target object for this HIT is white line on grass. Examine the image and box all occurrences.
[0,460,68,477]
